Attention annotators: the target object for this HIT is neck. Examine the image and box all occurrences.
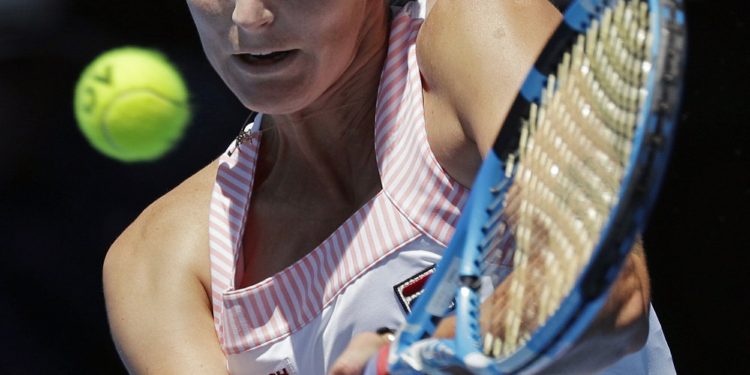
[268,3,388,140]
[254,7,389,207]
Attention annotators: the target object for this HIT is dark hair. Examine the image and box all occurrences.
[390,0,410,6]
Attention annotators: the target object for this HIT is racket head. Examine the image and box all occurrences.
[390,0,686,373]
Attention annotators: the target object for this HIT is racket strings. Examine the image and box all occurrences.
[479,0,654,359]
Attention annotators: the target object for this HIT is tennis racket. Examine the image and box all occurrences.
[388,0,686,373]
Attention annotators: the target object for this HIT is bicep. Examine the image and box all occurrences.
[103,221,227,374]
[420,0,562,157]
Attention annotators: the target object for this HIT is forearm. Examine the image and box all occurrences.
[432,241,651,372]
[336,243,651,374]
[540,242,651,373]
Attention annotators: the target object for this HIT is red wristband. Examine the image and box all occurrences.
[376,342,391,375]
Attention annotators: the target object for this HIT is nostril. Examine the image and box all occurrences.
[232,0,274,30]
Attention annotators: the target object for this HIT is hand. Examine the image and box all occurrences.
[329,331,391,375]
[436,245,649,373]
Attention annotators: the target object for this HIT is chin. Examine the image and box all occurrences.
[233,80,321,116]
[237,90,311,116]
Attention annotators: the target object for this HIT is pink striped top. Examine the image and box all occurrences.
[208,1,469,359]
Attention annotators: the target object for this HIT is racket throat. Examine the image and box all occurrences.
[454,285,492,372]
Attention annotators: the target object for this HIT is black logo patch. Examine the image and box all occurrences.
[393,265,436,313]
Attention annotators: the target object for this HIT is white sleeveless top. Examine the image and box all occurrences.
[208,2,675,374]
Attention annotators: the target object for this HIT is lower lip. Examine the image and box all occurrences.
[233,50,299,75]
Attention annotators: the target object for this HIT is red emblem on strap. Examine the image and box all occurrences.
[393,265,436,313]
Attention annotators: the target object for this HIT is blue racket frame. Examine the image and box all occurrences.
[389,0,686,373]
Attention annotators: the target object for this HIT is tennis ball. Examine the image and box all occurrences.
[74,46,190,162]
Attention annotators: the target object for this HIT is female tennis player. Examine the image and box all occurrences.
[102,0,674,374]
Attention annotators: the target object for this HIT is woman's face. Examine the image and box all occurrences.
[187,0,384,114]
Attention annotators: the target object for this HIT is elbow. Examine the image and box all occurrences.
[620,302,650,355]
[594,247,652,359]
[618,290,650,355]
[586,287,652,370]
[544,250,652,373]
[605,272,650,357]
[617,247,651,355]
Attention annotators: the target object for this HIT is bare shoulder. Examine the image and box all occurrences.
[102,160,227,373]
[418,0,561,182]
[104,160,218,289]
[102,160,229,372]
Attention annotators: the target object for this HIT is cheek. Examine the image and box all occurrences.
[186,0,228,18]
[186,4,235,76]
[312,14,363,72]
[187,1,233,46]
[304,0,364,51]
[302,43,354,103]
[194,29,225,75]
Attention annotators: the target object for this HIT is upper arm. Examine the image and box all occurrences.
[419,0,562,159]
[102,162,227,374]
[419,2,652,365]
[419,0,651,312]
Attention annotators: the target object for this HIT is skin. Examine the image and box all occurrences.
[188,0,388,285]
[332,3,650,373]
[103,0,651,373]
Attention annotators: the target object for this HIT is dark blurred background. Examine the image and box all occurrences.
[0,0,746,374]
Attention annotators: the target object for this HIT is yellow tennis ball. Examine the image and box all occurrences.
[74,47,191,162]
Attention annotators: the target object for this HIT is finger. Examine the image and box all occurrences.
[329,332,388,375]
